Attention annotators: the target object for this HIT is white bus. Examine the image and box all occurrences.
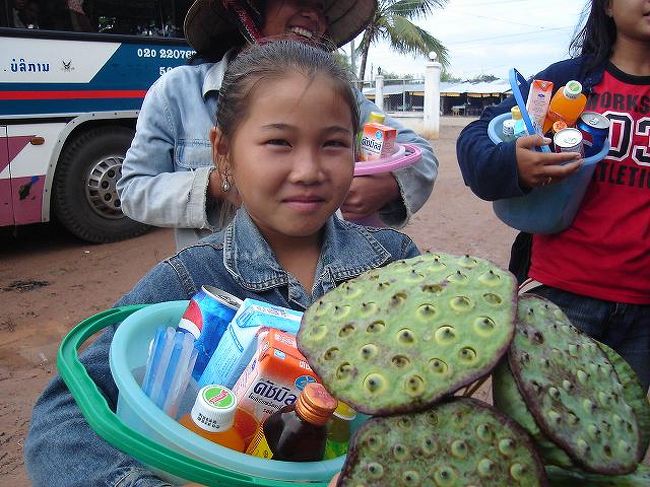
[1,0,194,242]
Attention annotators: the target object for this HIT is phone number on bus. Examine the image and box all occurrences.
[137,48,195,60]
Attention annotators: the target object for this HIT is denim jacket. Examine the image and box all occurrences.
[456,56,607,201]
[117,51,438,250]
[24,210,419,487]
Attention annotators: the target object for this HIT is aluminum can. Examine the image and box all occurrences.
[553,128,584,156]
[177,285,242,378]
[577,111,610,157]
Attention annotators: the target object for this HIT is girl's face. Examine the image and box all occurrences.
[216,72,354,243]
[607,0,650,41]
[262,0,328,42]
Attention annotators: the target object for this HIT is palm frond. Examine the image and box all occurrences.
[382,16,449,67]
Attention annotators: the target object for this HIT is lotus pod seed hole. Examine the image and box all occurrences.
[422,284,444,294]
[397,328,416,344]
[366,435,382,451]
[510,463,527,481]
[390,292,407,307]
[366,320,385,334]
[498,438,515,456]
[421,437,436,455]
[476,424,492,442]
[450,295,473,312]
[359,344,378,360]
[474,316,496,335]
[397,417,413,430]
[392,355,410,368]
[310,324,329,341]
[402,471,420,486]
[451,440,467,459]
[404,375,425,396]
[336,362,353,380]
[478,269,501,286]
[392,443,409,460]
[477,458,494,477]
[426,411,439,426]
[363,373,386,394]
[338,323,355,338]
[417,303,437,319]
[459,347,477,363]
[435,325,456,344]
[366,462,384,479]
[483,293,502,305]
[323,347,339,361]
[434,466,456,486]
[429,358,448,375]
[334,304,351,317]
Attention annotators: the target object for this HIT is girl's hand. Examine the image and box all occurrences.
[328,472,340,486]
[515,135,583,189]
[340,173,400,221]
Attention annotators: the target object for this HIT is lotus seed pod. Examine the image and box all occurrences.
[507,295,641,475]
[492,359,574,468]
[545,464,650,487]
[297,253,517,415]
[595,339,650,460]
[337,398,548,487]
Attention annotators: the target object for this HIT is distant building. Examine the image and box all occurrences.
[363,79,511,115]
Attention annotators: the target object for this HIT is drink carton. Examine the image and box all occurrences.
[232,329,319,446]
[198,298,303,389]
[359,122,397,161]
[525,79,554,134]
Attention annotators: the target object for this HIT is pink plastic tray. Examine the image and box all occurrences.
[353,143,422,176]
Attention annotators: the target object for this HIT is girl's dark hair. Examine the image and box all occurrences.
[569,0,617,73]
[217,40,360,137]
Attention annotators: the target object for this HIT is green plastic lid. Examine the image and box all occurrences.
[563,80,583,99]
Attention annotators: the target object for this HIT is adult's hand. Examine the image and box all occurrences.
[340,173,400,221]
[515,135,583,189]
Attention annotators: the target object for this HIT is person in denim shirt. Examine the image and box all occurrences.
[25,40,420,486]
[117,0,438,250]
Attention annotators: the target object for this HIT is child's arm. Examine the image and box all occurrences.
[24,262,191,486]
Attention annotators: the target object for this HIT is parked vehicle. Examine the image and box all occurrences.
[0,0,194,242]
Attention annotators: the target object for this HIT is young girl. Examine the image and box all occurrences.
[24,40,419,486]
[457,0,650,390]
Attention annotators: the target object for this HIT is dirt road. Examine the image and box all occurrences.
[0,119,519,484]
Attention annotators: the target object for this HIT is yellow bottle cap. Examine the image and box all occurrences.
[333,401,357,420]
[510,106,522,120]
[368,111,386,124]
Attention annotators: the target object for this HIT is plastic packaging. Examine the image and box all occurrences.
[323,402,356,460]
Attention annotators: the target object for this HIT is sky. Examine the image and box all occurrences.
[344,0,589,81]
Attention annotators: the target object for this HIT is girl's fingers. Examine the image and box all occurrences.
[516,134,550,149]
[544,159,583,178]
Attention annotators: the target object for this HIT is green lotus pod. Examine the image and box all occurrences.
[595,340,650,460]
[492,359,574,468]
[337,398,548,486]
[545,464,650,487]
[297,253,517,415]
[508,295,641,475]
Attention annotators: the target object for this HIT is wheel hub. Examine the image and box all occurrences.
[85,156,125,219]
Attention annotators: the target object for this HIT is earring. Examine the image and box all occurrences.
[221,178,231,193]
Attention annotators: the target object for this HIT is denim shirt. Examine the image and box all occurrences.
[117,51,438,250]
[24,210,419,487]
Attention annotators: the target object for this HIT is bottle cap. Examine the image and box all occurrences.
[295,383,337,426]
[333,401,357,421]
[552,120,568,134]
[368,111,386,124]
[563,81,583,99]
[510,106,522,120]
[191,385,237,433]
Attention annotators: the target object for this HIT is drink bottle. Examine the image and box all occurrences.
[246,383,337,461]
[323,401,356,460]
[542,80,587,134]
[178,385,245,452]
[510,106,527,139]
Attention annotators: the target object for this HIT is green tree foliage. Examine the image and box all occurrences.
[357,0,449,81]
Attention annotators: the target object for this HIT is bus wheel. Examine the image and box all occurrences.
[53,126,151,243]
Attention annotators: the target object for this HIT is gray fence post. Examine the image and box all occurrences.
[375,75,384,111]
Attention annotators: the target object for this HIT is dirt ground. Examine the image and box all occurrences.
[0,119,642,485]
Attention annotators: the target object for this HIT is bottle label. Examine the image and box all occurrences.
[323,438,348,460]
[246,427,274,459]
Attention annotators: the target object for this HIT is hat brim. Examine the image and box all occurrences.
[184,0,377,57]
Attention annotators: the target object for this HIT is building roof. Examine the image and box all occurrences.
[362,79,511,97]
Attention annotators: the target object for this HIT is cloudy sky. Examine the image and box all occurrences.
[346,0,589,81]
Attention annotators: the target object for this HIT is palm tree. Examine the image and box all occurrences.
[357,0,450,81]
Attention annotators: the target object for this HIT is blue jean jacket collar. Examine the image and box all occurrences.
[223,209,393,294]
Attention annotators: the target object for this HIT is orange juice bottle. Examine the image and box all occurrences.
[178,384,245,452]
[542,80,587,133]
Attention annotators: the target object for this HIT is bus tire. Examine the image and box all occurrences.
[53,126,151,243]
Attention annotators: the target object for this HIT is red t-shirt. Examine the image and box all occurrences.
[529,63,650,304]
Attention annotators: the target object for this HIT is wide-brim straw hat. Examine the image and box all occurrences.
[184,0,377,57]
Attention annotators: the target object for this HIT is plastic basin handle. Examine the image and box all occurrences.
[509,68,551,153]
[57,305,317,486]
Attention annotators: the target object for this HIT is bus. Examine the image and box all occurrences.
[0,0,194,242]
